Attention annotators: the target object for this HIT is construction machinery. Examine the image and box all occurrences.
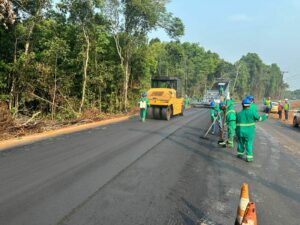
[147,77,184,120]
[203,79,231,104]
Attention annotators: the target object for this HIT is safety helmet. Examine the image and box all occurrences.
[219,102,226,109]
[247,95,254,101]
[210,101,216,107]
[142,92,147,97]
[242,98,251,106]
[285,98,288,101]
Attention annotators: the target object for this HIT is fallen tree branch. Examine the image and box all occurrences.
[30,92,70,112]
[57,89,79,116]
[22,111,41,126]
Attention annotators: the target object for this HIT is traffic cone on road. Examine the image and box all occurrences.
[235,183,250,225]
[242,202,257,225]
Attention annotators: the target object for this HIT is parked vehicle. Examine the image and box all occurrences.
[271,102,278,113]
[293,110,300,127]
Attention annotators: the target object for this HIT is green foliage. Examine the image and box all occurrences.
[0,0,286,119]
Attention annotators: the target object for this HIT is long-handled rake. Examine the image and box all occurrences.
[200,116,217,140]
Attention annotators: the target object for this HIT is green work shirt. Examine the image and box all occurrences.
[226,100,236,123]
[184,97,189,105]
[210,106,221,121]
[236,108,267,138]
[250,103,258,113]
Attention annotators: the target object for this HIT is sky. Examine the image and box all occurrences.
[150,0,300,91]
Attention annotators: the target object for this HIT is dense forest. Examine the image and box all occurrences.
[0,0,287,120]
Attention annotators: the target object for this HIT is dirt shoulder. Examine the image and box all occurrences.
[262,118,300,156]
[0,110,137,151]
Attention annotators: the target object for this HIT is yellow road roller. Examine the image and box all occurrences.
[147,77,185,120]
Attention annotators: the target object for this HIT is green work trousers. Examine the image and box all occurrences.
[140,108,147,121]
[237,135,254,161]
[227,121,236,147]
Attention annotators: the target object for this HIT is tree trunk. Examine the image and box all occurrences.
[24,3,43,56]
[51,54,58,120]
[79,26,90,114]
[123,58,130,111]
[98,86,102,113]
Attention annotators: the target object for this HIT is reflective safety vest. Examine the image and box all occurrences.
[284,103,289,110]
[139,101,147,109]
[265,99,271,107]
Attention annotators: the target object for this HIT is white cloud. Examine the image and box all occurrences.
[228,14,253,22]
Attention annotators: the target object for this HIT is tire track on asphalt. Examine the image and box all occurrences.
[56,109,209,225]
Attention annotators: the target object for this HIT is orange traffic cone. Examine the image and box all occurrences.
[235,183,250,225]
[242,202,257,225]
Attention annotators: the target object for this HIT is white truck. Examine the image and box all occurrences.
[204,80,230,104]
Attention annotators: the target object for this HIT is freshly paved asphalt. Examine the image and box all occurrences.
[0,108,299,225]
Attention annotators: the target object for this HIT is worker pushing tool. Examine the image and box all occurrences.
[209,101,222,135]
[138,92,150,122]
[219,99,236,148]
[236,98,268,162]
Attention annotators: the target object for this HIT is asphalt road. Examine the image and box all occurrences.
[0,108,300,225]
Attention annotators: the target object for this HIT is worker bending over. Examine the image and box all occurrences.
[236,98,268,162]
[219,99,236,148]
[209,101,222,135]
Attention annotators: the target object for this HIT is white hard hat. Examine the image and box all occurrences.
[285,98,288,101]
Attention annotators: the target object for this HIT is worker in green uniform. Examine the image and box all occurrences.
[219,99,236,148]
[209,101,221,135]
[138,92,150,122]
[247,95,257,113]
[219,85,224,96]
[184,95,189,109]
[236,98,268,162]
[218,102,226,145]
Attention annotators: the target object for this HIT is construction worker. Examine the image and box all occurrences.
[278,100,283,120]
[219,85,224,96]
[283,98,290,120]
[219,99,236,148]
[209,101,221,135]
[138,92,150,122]
[218,102,226,145]
[236,98,268,162]
[184,95,189,109]
[265,96,272,113]
[247,95,257,113]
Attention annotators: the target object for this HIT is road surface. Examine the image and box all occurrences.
[0,108,299,225]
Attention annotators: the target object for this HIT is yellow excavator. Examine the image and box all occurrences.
[147,77,185,120]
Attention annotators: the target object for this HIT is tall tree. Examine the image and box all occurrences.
[103,0,184,110]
